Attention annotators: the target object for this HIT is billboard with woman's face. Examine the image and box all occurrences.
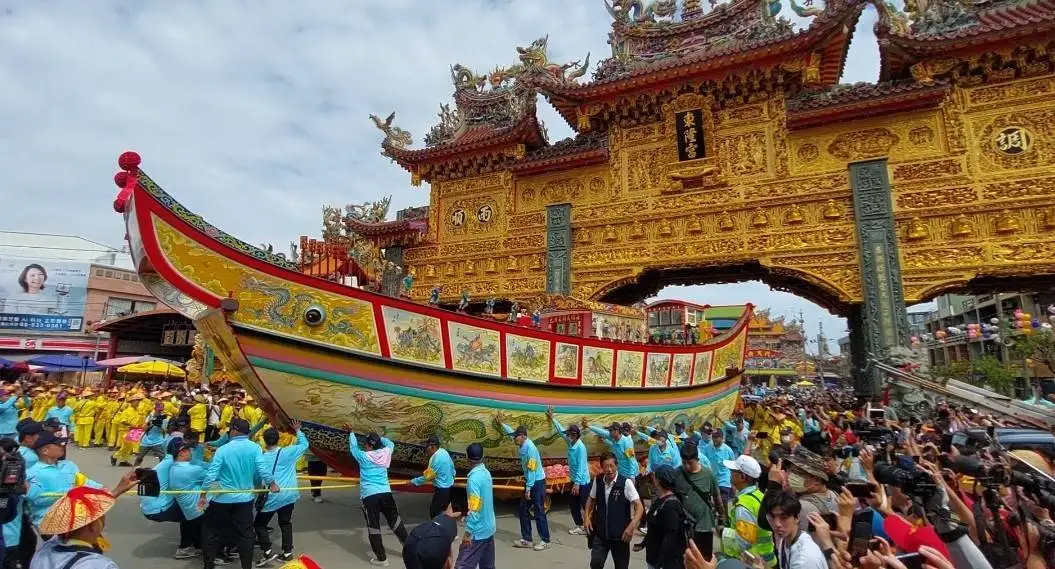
[0,259,89,331]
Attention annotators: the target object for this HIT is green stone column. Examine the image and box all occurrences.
[546,204,571,295]
[849,159,910,397]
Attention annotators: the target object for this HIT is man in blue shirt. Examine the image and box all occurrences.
[43,392,73,438]
[586,420,638,480]
[168,438,209,559]
[254,421,309,565]
[25,431,107,530]
[641,429,682,474]
[498,418,549,551]
[702,430,736,502]
[0,387,27,439]
[723,412,751,456]
[411,435,456,519]
[349,430,408,566]
[135,400,169,467]
[454,442,496,569]
[197,418,265,569]
[10,419,40,568]
[547,407,590,536]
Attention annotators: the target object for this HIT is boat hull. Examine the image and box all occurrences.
[115,159,750,478]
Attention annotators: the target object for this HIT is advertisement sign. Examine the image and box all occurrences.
[0,258,89,332]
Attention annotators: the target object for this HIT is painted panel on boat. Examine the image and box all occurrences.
[382,306,444,367]
[581,346,614,386]
[646,353,671,388]
[505,334,550,382]
[671,354,692,387]
[693,351,713,385]
[253,366,740,467]
[616,350,644,388]
[710,332,747,380]
[154,218,381,355]
[448,322,500,376]
[554,342,579,379]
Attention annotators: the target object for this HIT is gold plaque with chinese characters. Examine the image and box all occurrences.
[994,126,1034,156]
[676,109,707,161]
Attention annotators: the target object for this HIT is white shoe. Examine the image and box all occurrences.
[639,527,648,535]
[312,496,323,504]
[533,541,551,551]
[369,558,390,567]
[512,539,533,548]
[569,526,586,535]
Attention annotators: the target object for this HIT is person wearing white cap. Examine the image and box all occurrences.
[720,455,776,567]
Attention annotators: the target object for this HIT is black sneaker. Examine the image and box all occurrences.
[278,552,294,562]
[109,456,116,466]
[256,549,278,567]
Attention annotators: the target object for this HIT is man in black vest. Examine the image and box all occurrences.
[584,451,644,569]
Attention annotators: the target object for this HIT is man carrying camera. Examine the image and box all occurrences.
[584,451,643,569]
[674,440,723,559]
[135,400,169,467]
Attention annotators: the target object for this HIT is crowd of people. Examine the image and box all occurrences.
[0,374,1052,569]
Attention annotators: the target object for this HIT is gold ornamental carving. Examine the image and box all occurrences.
[629,221,646,239]
[892,159,963,182]
[974,109,1055,171]
[658,219,674,237]
[822,199,843,220]
[902,247,986,269]
[626,147,665,193]
[747,228,853,252]
[980,176,1055,201]
[993,210,1020,234]
[797,144,819,163]
[603,224,619,242]
[686,217,703,234]
[967,76,1055,108]
[895,187,976,210]
[718,131,768,177]
[908,125,935,146]
[784,204,805,225]
[993,126,1034,156]
[751,209,770,228]
[1040,206,1055,230]
[506,256,520,272]
[904,218,930,241]
[827,128,900,161]
[718,211,736,232]
[949,215,974,238]
[425,264,435,278]
[441,195,501,241]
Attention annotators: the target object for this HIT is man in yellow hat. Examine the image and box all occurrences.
[187,393,208,437]
[111,394,144,467]
[29,472,138,569]
[93,390,119,447]
[71,389,99,449]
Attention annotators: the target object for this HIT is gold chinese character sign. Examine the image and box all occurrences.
[676,108,706,161]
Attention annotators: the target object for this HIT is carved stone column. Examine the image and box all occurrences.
[849,159,910,397]
[546,204,572,295]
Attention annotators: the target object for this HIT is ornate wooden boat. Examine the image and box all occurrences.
[110,152,751,477]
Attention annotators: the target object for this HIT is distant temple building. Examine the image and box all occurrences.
[647,301,807,384]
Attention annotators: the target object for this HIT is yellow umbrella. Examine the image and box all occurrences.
[117,361,187,377]
[795,380,814,386]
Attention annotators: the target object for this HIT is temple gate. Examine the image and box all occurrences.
[360,0,1055,395]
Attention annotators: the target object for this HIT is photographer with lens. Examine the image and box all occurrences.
[135,400,169,467]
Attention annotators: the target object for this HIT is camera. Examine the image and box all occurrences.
[151,414,167,429]
[836,446,860,459]
[873,462,937,500]
[303,305,327,326]
[856,427,896,446]
[0,449,25,509]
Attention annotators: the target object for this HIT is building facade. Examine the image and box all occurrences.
[923,292,1055,379]
[0,231,187,362]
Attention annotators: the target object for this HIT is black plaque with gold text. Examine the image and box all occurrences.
[675,109,706,161]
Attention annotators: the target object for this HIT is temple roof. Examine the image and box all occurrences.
[785,79,950,129]
[875,0,1055,80]
[508,131,610,174]
[542,0,864,128]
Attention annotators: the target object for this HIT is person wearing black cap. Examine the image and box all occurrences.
[546,407,591,535]
[584,418,638,480]
[584,452,643,569]
[638,465,688,569]
[25,430,108,530]
[454,442,495,569]
[12,420,41,568]
[348,429,408,566]
[197,417,262,569]
[410,435,456,518]
[402,506,460,569]
[497,414,550,550]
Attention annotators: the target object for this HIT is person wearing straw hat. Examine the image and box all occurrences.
[110,394,143,467]
[28,474,138,569]
[93,390,118,448]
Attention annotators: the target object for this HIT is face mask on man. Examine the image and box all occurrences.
[781,434,793,444]
[787,471,809,493]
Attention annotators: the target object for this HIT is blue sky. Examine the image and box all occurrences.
[1,0,915,354]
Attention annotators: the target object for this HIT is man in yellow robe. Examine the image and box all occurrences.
[111,393,144,466]
[186,394,208,437]
[71,389,98,448]
[30,387,51,421]
[94,390,118,446]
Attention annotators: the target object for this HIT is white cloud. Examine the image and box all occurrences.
[2,0,889,346]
